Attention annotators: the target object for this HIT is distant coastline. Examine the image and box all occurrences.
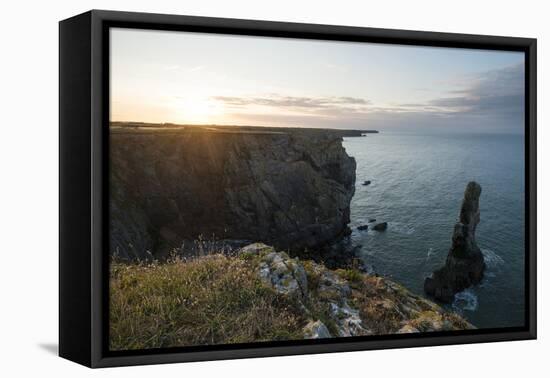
[110,121,379,137]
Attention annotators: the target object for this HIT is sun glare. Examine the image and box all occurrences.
[174,96,224,124]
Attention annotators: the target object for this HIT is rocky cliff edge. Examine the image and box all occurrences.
[110,243,474,350]
[110,126,356,260]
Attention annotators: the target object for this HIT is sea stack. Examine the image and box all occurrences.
[424,181,486,302]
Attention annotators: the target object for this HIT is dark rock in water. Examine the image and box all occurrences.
[424,181,486,303]
[368,218,376,223]
[362,180,371,186]
[342,226,353,236]
[373,222,388,231]
[357,225,369,231]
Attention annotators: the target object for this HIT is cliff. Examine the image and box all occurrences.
[424,182,486,302]
[110,243,474,350]
[110,125,356,260]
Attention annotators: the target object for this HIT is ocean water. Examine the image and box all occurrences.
[343,132,525,329]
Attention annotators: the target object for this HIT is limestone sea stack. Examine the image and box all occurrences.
[424,181,486,302]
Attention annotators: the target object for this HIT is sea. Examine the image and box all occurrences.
[342,131,525,329]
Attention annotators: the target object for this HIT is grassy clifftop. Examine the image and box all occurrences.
[110,244,473,351]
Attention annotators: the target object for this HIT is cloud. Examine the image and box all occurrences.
[406,63,525,118]
[363,63,525,132]
[212,95,370,113]
[210,63,525,133]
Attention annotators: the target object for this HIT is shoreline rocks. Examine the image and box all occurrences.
[424,182,486,302]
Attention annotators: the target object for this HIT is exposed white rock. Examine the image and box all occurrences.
[318,270,351,300]
[308,266,371,336]
[303,320,332,339]
[257,251,308,298]
[328,301,371,337]
[242,244,370,336]
[237,243,471,339]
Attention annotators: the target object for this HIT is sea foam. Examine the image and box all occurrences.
[453,288,479,313]
[482,248,505,269]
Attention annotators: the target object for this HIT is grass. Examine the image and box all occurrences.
[110,249,473,350]
[348,275,473,334]
[109,254,306,351]
[336,268,364,286]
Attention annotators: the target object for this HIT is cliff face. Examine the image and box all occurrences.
[110,127,356,260]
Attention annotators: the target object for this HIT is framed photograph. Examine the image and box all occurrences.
[59,10,536,368]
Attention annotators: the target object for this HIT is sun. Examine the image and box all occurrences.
[173,95,223,124]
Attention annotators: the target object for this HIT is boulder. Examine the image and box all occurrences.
[368,218,376,223]
[357,225,369,231]
[424,182,486,302]
[373,222,388,231]
[303,320,332,339]
[362,180,371,186]
[257,250,308,298]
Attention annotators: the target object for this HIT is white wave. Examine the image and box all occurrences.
[482,248,505,269]
[452,288,479,313]
[425,247,436,262]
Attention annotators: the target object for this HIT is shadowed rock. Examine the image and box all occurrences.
[424,182,486,302]
[373,222,388,231]
[109,125,356,260]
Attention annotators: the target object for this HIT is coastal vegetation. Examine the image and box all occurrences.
[110,244,473,351]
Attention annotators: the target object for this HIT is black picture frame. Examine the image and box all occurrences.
[59,9,537,368]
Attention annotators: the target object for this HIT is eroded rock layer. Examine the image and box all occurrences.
[110,126,357,260]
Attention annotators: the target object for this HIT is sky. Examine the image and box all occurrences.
[110,28,525,133]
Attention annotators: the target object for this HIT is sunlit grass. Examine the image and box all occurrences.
[109,254,306,351]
